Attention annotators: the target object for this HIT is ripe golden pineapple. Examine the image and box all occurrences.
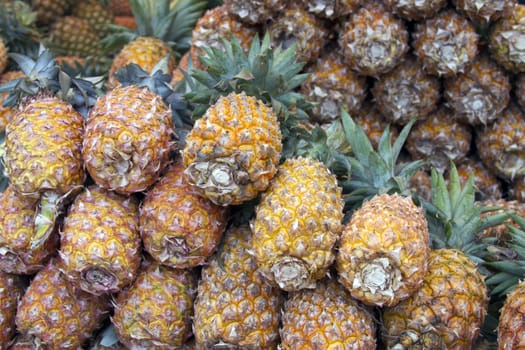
[338,0,409,76]
[381,248,488,349]
[383,0,447,21]
[139,161,229,269]
[453,0,515,23]
[267,2,329,64]
[405,106,472,173]
[223,0,286,25]
[372,54,441,126]
[300,49,368,124]
[0,185,59,275]
[83,85,173,195]
[444,53,510,126]
[413,9,479,77]
[336,193,430,307]
[252,156,344,291]
[0,271,25,349]
[112,261,197,348]
[489,4,525,73]
[475,102,525,181]
[300,0,362,20]
[15,258,111,350]
[183,92,282,206]
[498,279,525,349]
[456,157,503,200]
[193,224,284,348]
[58,186,141,295]
[280,277,376,350]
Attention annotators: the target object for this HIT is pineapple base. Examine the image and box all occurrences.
[391,330,446,349]
[268,256,315,292]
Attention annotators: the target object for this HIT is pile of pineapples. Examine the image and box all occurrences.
[1,0,525,349]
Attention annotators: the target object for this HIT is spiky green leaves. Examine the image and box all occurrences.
[339,109,423,211]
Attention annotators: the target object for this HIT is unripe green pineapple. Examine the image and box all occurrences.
[183,92,282,206]
[59,186,142,295]
[193,224,284,349]
[336,193,430,307]
[252,156,344,291]
[139,161,229,269]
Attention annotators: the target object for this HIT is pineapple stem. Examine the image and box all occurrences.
[270,256,314,291]
[32,191,61,250]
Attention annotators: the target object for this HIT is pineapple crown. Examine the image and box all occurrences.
[0,46,101,117]
[337,108,424,213]
[183,32,312,158]
[0,1,40,59]
[101,0,207,56]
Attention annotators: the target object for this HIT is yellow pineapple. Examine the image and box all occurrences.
[104,0,206,89]
[83,84,173,195]
[193,224,284,348]
[58,186,141,295]
[15,258,111,349]
[112,260,197,348]
[252,156,344,291]
[381,248,488,349]
[183,92,282,206]
[0,271,25,348]
[336,193,430,307]
[280,277,376,349]
[498,279,525,349]
[139,160,229,268]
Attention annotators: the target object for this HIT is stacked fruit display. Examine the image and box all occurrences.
[1,0,525,349]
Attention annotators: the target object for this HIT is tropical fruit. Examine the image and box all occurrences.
[383,0,447,20]
[498,279,525,349]
[0,271,25,349]
[489,4,525,73]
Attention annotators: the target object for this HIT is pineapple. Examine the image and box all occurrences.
[83,84,173,195]
[337,0,409,76]
[0,70,25,133]
[193,224,284,348]
[453,0,516,23]
[381,248,488,349]
[0,185,59,275]
[58,186,141,295]
[112,260,197,348]
[299,48,368,124]
[31,0,71,26]
[104,0,206,89]
[475,102,525,181]
[300,0,362,20]
[15,258,111,350]
[498,279,525,349]
[489,4,525,73]
[0,271,25,349]
[139,160,229,269]
[412,9,479,77]
[515,73,525,112]
[45,16,103,57]
[71,0,115,38]
[336,193,430,307]
[409,169,433,202]
[267,2,329,64]
[280,277,376,349]
[405,106,472,173]
[110,0,132,16]
[477,199,525,241]
[183,92,282,206]
[371,54,441,126]
[510,176,525,202]
[252,156,344,291]
[444,53,511,126]
[352,100,399,150]
[223,0,286,25]
[383,0,447,21]
[0,38,6,74]
[455,157,503,201]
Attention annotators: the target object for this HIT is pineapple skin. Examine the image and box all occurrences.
[83,85,173,195]
[280,278,376,350]
[412,9,479,77]
[15,259,111,350]
[515,73,525,112]
[0,186,59,275]
[46,16,102,57]
[0,271,25,348]
[183,92,282,206]
[456,157,503,201]
[193,225,284,349]
[59,186,141,295]
[336,193,430,307]
[352,99,399,150]
[383,0,447,21]
[139,161,229,269]
[107,36,177,89]
[489,4,525,73]
[371,54,441,126]
[252,157,344,292]
[5,96,85,198]
[300,0,362,20]
[224,0,286,25]
[71,0,114,38]
[0,38,7,74]
[0,70,25,134]
[453,0,515,23]
[338,0,409,77]
[498,279,525,349]
[381,249,488,349]
[31,0,71,25]
[475,103,525,181]
[444,54,510,126]
[113,261,197,349]
[300,49,368,124]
